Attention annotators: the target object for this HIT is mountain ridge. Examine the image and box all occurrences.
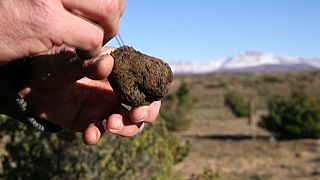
[170,51,320,74]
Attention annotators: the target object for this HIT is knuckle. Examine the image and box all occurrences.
[86,28,104,50]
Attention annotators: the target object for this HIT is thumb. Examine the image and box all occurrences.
[27,46,114,89]
[82,48,115,80]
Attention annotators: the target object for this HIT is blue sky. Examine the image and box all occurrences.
[108,0,320,62]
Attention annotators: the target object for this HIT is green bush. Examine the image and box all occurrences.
[260,92,320,139]
[169,138,191,163]
[190,168,221,180]
[224,91,249,117]
[160,82,195,131]
[0,115,188,179]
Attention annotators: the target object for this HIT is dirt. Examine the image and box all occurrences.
[109,46,173,106]
[165,73,320,179]
[174,112,320,180]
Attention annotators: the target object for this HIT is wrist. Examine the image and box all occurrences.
[0,60,62,132]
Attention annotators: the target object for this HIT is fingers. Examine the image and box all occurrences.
[82,48,115,80]
[61,47,114,80]
[55,11,104,58]
[62,48,114,80]
[130,101,161,123]
[61,0,126,43]
[59,0,125,58]
[82,122,102,145]
[27,46,114,89]
[80,100,161,144]
[76,49,100,60]
[102,101,161,137]
[104,111,145,137]
[81,100,148,144]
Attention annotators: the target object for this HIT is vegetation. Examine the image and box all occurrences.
[160,82,195,131]
[190,168,221,180]
[260,91,320,139]
[0,83,193,179]
[2,71,320,179]
[0,116,185,179]
[224,91,249,117]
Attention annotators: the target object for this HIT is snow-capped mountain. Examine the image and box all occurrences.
[170,59,224,74]
[170,51,320,74]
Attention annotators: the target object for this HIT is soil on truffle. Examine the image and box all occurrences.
[108,46,173,107]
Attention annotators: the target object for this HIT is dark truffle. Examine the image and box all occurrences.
[108,46,173,106]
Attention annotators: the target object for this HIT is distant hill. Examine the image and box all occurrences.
[170,51,320,74]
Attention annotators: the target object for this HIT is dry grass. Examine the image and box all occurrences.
[173,71,320,180]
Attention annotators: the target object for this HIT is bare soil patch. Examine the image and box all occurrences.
[174,114,320,180]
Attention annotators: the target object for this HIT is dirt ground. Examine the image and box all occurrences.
[174,111,320,180]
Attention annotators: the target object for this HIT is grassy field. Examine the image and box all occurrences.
[172,71,320,180]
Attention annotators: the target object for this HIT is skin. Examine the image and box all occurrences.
[0,0,126,64]
[19,46,161,145]
[0,0,161,144]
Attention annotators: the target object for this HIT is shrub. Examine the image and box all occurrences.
[169,138,191,163]
[260,92,320,139]
[0,115,188,179]
[160,82,195,131]
[190,168,221,180]
[224,91,249,117]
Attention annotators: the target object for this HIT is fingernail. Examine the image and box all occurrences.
[88,124,98,145]
[92,131,98,143]
[109,117,123,132]
[137,108,148,122]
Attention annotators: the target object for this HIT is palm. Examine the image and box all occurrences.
[23,78,120,132]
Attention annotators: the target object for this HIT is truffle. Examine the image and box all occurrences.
[108,46,173,107]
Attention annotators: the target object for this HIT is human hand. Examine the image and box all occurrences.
[0,0,126,64]
[19,45,161,145]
